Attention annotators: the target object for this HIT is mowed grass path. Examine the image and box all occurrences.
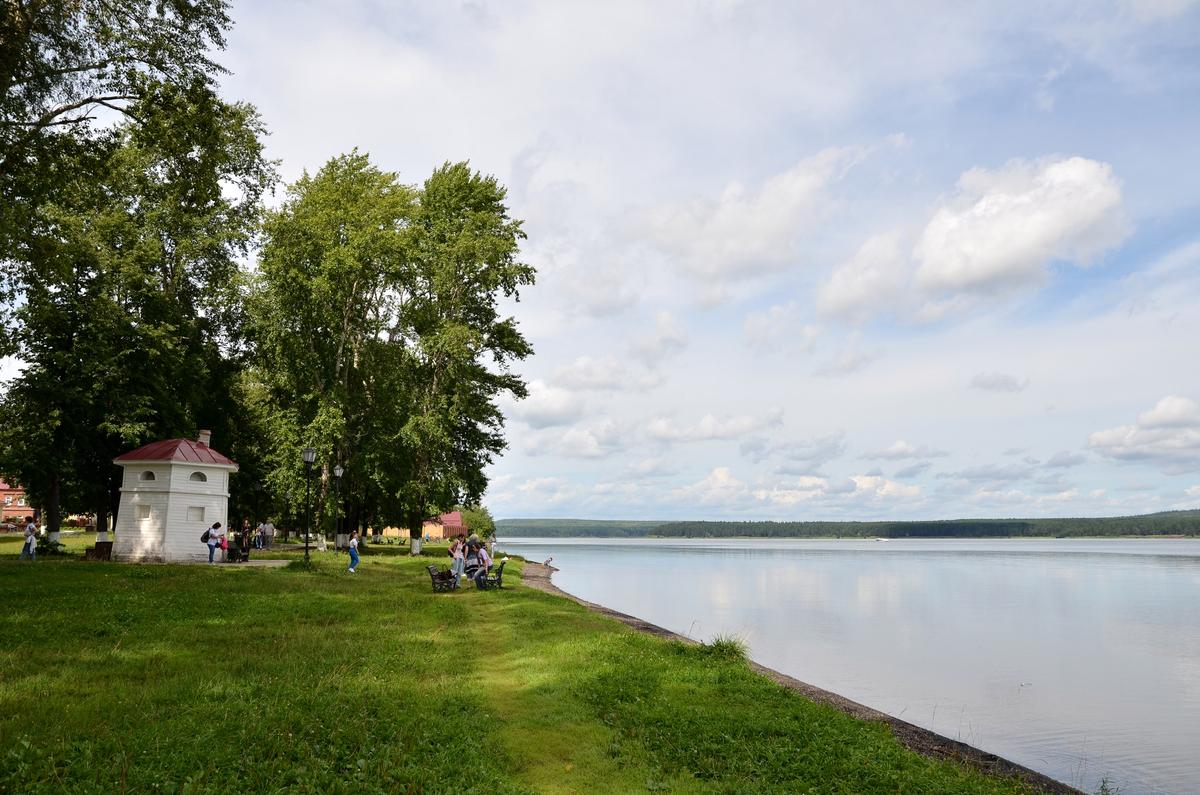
[0,538,1038,794]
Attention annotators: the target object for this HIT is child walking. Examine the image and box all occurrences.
[348,530,360,573]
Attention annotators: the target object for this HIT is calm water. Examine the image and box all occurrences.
[496,537,1200,794]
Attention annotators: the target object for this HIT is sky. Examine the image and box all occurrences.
[210,0,1200,521]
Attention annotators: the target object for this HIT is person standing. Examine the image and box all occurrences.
[205,521,223,564]
[19,516,36,561]
[347,530,360,573]
[449,538,465,588]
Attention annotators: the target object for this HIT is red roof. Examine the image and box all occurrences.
[114,438,237,467]
[439,511,464,528]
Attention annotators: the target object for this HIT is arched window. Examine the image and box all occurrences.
[189,471,208,483]
[140,471,156,481]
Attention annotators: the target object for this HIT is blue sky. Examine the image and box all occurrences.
[207,0,1200,520]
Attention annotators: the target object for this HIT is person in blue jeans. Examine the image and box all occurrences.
[19,517,37,561]
[348,530,360,573]
[473,542,493,588]
[205,521,223,563]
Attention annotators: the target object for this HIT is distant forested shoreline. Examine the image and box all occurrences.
[496,510,1200,538]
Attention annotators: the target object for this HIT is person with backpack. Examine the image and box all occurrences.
[202,521,223,563]
[347,530,360,573]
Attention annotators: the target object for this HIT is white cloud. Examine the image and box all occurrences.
[674,467,748,505]
[751,476,834,506]
[1089,396,1200,473]
[629,311,688,364]
[851,475,922,500]
[1123,0,1200,22]
[525,418,628,459]
[536,241,641,318]
[642,147,861,287]
[741,432,846,474]
[515,476,579,506]
[647,408,784,443]
[1186,484,1200,497]
[940,462,1036,488]
[743,302,821,352]
[1045,451,1086,468]
[504,380,584,428]
[863,440,948,460]
[814,331,876,375]
[818,232,908,321]
[894,461,933,478]
[914,156,1129,294]
[628,457,675,477]
[970,371,1030,392]
[554,355,663,392]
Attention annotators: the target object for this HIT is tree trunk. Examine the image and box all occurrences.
[46,474,61,540]
[95,507,110,543]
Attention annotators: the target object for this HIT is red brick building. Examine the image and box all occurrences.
[0,480,32,524]
[421,511,466,540]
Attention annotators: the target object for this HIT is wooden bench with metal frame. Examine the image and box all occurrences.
[427,564,456,592]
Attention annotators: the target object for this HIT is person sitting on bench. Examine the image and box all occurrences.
[473,543,493,589]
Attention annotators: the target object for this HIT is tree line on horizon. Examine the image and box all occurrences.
[496,510,1200,538]
[0,2,531,539]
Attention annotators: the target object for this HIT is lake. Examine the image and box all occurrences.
[495,537,1200,794]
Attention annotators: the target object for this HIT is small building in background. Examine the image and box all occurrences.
[111,430,238,562]
[421,511,466,540]
[0,479,32,524]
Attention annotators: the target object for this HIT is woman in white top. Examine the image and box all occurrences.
[20,516,36,561]
[205,521,223,564]
[348,531,360,573]
[449,538,465,588]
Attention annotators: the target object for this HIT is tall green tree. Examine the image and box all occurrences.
[395,163,534,543]
[1,0,235,347]
[251,152,416,538]
[251,156,534,547]
[0,90,273,535]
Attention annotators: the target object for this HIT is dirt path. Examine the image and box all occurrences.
[520,561,1080,795]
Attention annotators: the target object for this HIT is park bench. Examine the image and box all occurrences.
[476,560,505,590]
[427,564,456,592]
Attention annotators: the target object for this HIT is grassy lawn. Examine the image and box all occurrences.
[1,536,1039,794]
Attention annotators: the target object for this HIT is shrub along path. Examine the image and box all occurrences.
[1,540,1050,793]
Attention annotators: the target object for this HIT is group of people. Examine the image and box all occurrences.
[202,518,276,563]
[448,535,492,588]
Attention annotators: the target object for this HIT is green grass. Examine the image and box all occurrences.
[1,538,1038,794]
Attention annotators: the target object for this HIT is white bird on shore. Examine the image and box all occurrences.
[544,556,553,566]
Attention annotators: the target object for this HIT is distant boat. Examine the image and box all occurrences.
[875,537,889,542]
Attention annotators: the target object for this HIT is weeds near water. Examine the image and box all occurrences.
[704,633,748,661]
[1096,776,1121,795]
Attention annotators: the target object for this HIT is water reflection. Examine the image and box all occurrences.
[499,537,1200,795]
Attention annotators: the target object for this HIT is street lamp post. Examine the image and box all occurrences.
[284,491,292,543]
[302,447,316,565]
[333,464,344,552]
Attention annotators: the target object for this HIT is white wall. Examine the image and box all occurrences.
[113,489,169,561]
